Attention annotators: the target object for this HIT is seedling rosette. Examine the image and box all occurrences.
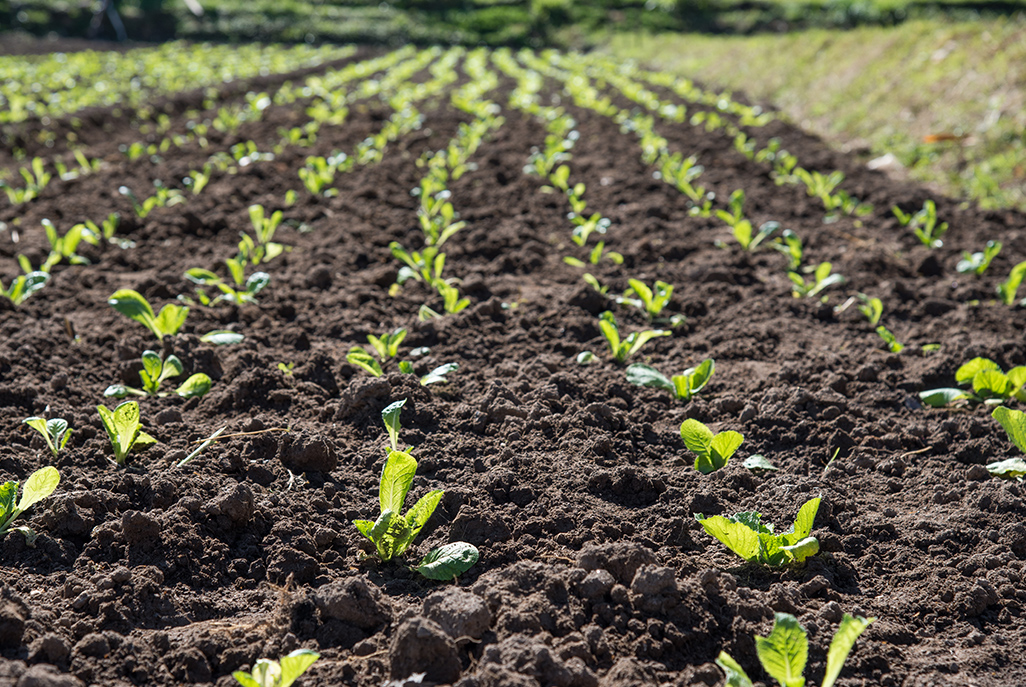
[0,466,61,542]
[695,497,821,566]
[627,359,714,402]
[920,357,1026,408]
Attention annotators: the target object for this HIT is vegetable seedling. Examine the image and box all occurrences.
[989,406,1026,479]
[957,240,1002,276]
[433,279,470,314]
[836,293,882,326]
[104,350,212,399]
[246,204,289,263]
[695,497,821,566]
[0,466,61,542]
[108,289,189,341]
[626,359,714,402]
[598,311,670,363]
[919,357,1026,407]
[717,611,874,687]
[772,229,803,272]
[618,278,673,320]
[895,199,948,248]
[875,326,904,353]
[367,328,407,360]
[996,261,1026,306]
[23,417,72,457]
[1,271,48,306]
[183,267,270,306]
[680,418,742,473]
[232,649,320,687]
[415,541,480,581]
[563,241,623,268]
[347,346,383,377]
[789,262,844,299]
[419,363,458,386]
[97,402,157,467]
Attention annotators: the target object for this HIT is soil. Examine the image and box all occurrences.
[2,41,1026,687]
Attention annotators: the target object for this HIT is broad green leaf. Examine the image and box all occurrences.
[715,652,754,687]
[380,450,417,515]
[686,359,715,393]
[230,672,261,687]
[822,614,874,687]
[250,659,280,687]
[694,513,760,561]
[780,536,820,563]
[993,406,1026,453]
[956,357,1001,385]
[382,399,406,452]
[626,363,673,391]
[598,313,620,353]
[46,419,68,441]
[627,278,652,305]
[279,649,320,687]
[23,417,48,437]
[680,419,714,457]
[160,355,185,383]
[347,346,383,377]
[919,388,969,407]
[756,613,807,687]
[711,430,744,465]
[405,489,445,542]
[353,518,376,540]
[986,457,1026,479]
[973,369,1011,398]
[744,455,778,471]
[176,373,212,398]
[421,363,457,386]
[246,272,271,295]
[0,482,16,520]
[790,497,821,541]
[625,329,671,358]
[154,303,189,337]
[135,432,157,450]
[398,361,415,374]
[96,405,119,452]
[109,289,157,335]
[248,204,264,233]
[17,466,60,511]
[416,542,480,581]
[185,267,220,284]
[200,330,244,345]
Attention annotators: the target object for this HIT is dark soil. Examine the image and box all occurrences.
[2,44,1026,687]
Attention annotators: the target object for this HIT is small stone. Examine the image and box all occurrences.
[577,569,615,599]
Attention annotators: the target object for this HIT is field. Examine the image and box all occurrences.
[2,42,1026,687]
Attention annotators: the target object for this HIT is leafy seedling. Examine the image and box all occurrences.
[717,611,874,687]
[626,359,714,402]
[618,278,673,320]
[875,326,904,353]
[736,220,780,252]
[347,346,383,377]
[415,541,480,581]
[790,262,844,299]
[835,293,883,326]
[352,450,443,562]
[232,649,320,687]
[368,328,407,360]
[96,402,157,467]
[920,357,1026,407]
[0,466,61,542]
[183,267,270,306]
[23,417,72,458]
[957,240,1002,276]
[680,418,743,474]
[104,350,212,399]
[696,497,821,566]
[109,289,189,341]
[433,279,470,314]
[563,241,623,268]
[997,261,1026,306]
[772,230,803,272]
[598,311,670,363]
[1,271,49,306]
[246,204,289,264]
[420,363,458,386]
[990,406,1026,479]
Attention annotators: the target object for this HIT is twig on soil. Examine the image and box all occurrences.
[899,446,932,459]
[177,425,228,467]
[189,427,290,443]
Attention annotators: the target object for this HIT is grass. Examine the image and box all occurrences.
[604,16,1026,212]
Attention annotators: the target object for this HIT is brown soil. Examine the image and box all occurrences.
[2,43,1026,687]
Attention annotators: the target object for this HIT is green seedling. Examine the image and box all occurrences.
[232,649,320,687]
[563,241,623,268]
[695,497,821,566]
[789,262,844,299]
[390,243,445,285]
[415,542,480,581]
[773,230,804,272]
[433,279,470,314]
[246,204,288,263]
[626,359,714,402]
[184,267,270,306]
[680,418,743,474]
[875,326,904,353]
[997,261,1026,306]
[23,417,72,457]
[1,271,49,305]
[0,466,61,542]
[278,362,295,377]
[367,328,407,360]
[583,273,609,295]
[618,278,673,320]
[104,350,212,399]
[353,451,443,562]
[744,455,778,472]
[895,199,948,248]
[717,611,874,687]
[96,402,157,467]
[957,240,1002,276]
[989,406,1026,478]
[108,289,189,341]
[858,294,883,325]
[598,311,671,363]
[417,363,458,386]
[347,347,383,377]
[382,399,406,453]
[920,357,1026,407]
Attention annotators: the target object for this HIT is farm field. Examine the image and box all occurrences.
[2,42,1026,687]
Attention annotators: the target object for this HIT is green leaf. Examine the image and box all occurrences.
[154,303,189,337]
[382,399,406,452]
[347,346,383,377]
[790,497,821,541]
[159,354,184,384]
[744,454,778,471]
[246,272,271,295]
[716,652,754,687]
[16,466,60,511]
[680,419,714,460]
[993,406,1026,453]
[711,430,744,465]
[822,614,874,687]
[956,357,1001,385]
[230,671,261,687]
[626,363,673,391]
[755,613,808,687]
[973,369,1011,398]
[694,513,761,561]
[201,330,244,345]
[919,388,970,407]
[109,289,158,335]
[624,329,671,359]
[279,649,320,687]
[986,458,1026,479]
[416,542,480,581]
[780,536,820,563]
[176,373,212,398]
[685,359,715,395]
[0,481,16,522]
[421,363,457,386]
[185,267,220,284]
[380,450,417,515]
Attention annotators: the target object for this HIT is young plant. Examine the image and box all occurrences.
[773,230,804,272]
[988,406,1026,478]
[598,311,671,363]
[695,497,822,566]
[23,417,72,458]
[789,262,844,299]
[353,415,443,561]
[108,289,189,340]
[717,611,874,687]
[957,240,1002,276]
[232,650,320,687]
[433,279,470,315]
[0,466,61,541]
[390,243,445,285]
[104,350,212,399]
[875,326,904,353]
[626,359,714,402]
[618,278,673,320]
[996,261,1026,306]
[183,267,270,306]
[347,347,383,377]
[680,418,743,474]
[563,241,623,268]
[96,402,157,467]
[1,271,49,306]
[895,199,948,248]
[919,357,1026,407]
[246,204,288,264]
[367,328,407,360]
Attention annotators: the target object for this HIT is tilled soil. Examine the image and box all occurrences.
[2,44,1026,687]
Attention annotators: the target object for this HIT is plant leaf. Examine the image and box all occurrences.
[382,399,406,452]
[626,363,673,391]
[200,330,244,345]
[822,614,874,687]
[755,613,808,687]
[918,388,969,407]
[405,489,444,539]
[993,406,1026,453]
[694,513,761,561]
[711,430,744,466]
[956,357,1001,385]
[176,373,212,398]
[279,649,320,687]
[347,346,383,377]
[421,363,457,386]
[16,466,60,511]
[716,652,754,687]
[744,454,778,471]
[986,457,1026,479]
[780,536,820,563]
[380,450,417,515]
[416,541,480,580]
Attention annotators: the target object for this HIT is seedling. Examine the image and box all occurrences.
[390,243,445,285]
[433,279,470,314]
[415,542,480,581]
[1,271,48,305]
[773,230,803,272]
[108,289,189,341]
[232,649,320,687]
[598,311,671,363]
[352,450,443,561]
[368,328,407,360]
[957,240,1002,276]
[789,262,844,299]
[996,261,1026,306]
[717,611,874,687]
[919,357,1026,407]
[23,417,72,457]
[875,326,904,353]
[626,359,714,402]
[618,278,673,320]
[347,347,383,377]
[680,418,743,474]
[583,273,609,295]
[246,204,289,263]
[563,241,623,268]
[97,402,157,467]
[416,363,458,386]
[695,497,821,566]
[184,267,270,306]
[0,466,61,542]
[104,350,212,399]
[278,362,295,377]
[895,200,948,248]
